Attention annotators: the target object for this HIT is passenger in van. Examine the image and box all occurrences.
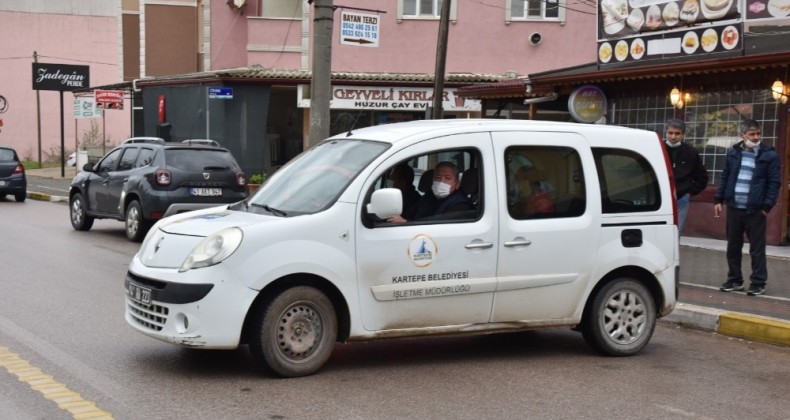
[511,166,555,217]
[388,161,474,223]
[388,163,421,217]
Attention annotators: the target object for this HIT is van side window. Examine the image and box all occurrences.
[506,146,586,220]
[593,148,661,213]
[369,148,482,226]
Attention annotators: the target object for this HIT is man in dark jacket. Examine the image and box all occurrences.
[714,119,781,296]
[664,119,708,233]
[389,161,473,223]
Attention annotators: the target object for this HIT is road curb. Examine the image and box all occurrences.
[661,303,790,347]
[27,192,68,203]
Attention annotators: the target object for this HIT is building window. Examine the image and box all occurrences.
[261,0,301,18]
[507,0,564,21]
[398,0,458,20]
[610,89,779,186]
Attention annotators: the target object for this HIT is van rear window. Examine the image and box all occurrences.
[593,148,661,213]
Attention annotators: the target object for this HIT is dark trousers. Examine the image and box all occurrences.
[725,207,768,286]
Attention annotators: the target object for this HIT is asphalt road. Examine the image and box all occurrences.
[1,198,790,419]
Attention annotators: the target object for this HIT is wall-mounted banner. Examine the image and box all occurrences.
[598,0,739,40]
[340,11,380,47]
[297,85,481,112]
[32,63,89,91]
[95,90,124,110]
[569,85,607,123]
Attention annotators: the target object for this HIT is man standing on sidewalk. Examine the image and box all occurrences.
[714,119,781,296]
[664,119,708,233]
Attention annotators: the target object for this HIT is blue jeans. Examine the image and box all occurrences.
[677,194,690,234]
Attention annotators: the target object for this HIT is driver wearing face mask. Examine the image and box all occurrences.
[388,161,474,223]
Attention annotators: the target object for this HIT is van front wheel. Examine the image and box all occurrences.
[581,279,656,356]
[250,286,337,377]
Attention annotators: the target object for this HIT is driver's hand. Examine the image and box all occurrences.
[387,215,407,223]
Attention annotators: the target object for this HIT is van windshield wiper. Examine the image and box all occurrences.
[250,202,287,217]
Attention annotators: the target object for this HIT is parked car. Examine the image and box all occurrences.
[0,146,26,202]
[69,137,248,241]
[66,152,77,167]
[123,119,679,377]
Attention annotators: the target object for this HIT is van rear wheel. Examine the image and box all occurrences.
[581,279,656,356]
[250,286,337,377]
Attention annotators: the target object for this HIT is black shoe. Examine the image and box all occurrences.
[720,281,745,292]
[747,285,766,296]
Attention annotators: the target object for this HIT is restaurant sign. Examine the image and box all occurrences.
[599,0,739,40]
[32,63,89,91]
[297,85,481,112]
[568,85,607,124]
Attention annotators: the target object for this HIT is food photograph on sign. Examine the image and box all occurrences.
[746,0,790,18]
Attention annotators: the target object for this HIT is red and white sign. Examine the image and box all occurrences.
[95,90,124,110]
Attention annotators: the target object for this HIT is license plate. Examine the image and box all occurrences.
[190,188,222,197]
[127,281,152,305]
[0,181,5,187]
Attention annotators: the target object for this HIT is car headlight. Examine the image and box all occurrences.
[179,227,243,272]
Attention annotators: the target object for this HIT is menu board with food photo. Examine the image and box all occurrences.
[598,23,742,64]
[746,0,790,19]
[598,0,739,39]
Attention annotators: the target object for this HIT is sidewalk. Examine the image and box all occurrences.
[21,168,790,347]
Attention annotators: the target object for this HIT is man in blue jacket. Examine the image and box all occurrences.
[714,119,781,296]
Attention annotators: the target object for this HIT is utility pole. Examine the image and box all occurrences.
[308,0,334,147]
[431,0,452,120]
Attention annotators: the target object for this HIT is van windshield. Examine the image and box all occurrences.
[247,139,389,215]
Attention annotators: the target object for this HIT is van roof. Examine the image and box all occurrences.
[332,119,654,146]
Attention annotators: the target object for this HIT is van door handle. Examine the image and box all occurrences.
[465,242,493,249]
[504,240,532,247]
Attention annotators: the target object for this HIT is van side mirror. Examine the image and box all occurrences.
[367,188,402,219]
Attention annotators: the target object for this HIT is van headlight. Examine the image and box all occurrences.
[179,228,243,272]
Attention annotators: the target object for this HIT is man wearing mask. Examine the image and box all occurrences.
[715,119,781,296]
[388,161,473,223]
[664,119,709,233]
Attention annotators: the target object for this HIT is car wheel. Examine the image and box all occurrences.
[125,200,149,242]
[581,278,656,356]
[249,286,338,378]
[70,193,94,231]
[14,192,26,202]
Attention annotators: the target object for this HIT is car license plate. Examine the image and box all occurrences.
[190,188,222,197]
[127,281,152,305]
[0,181,5,187]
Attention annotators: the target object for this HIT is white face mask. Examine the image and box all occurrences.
[744,140,760,149]
[665,140,682,148]
[432,181,452,198]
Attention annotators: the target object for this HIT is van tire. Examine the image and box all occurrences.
[581,279,656,356]
[70,193,94,231]
[250,286,337,377]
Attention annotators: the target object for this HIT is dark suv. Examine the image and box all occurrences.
[69,137,248,241]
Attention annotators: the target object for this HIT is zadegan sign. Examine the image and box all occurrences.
[32,63,90,91]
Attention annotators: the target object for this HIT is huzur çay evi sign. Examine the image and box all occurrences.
[32,63,90,91]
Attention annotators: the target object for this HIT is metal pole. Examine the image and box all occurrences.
[308,0,334,147]
[60,91,65,177]
[431,0,452,120]
[206,87,210,139]
[34,51,42,166]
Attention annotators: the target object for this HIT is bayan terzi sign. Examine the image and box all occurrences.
[32,63,89,91]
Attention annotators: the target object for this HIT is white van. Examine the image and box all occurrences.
[125,119,678,377]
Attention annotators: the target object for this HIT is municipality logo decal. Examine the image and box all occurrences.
[409,234,437,267]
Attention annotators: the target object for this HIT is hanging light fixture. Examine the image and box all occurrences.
[771,80,787,104]
[669,87,683,109]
